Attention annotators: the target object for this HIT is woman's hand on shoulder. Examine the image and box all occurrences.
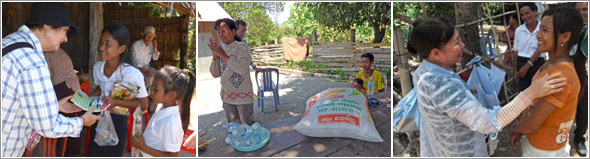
[523,73,566,99]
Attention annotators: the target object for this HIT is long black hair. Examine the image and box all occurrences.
[541,6,583,54]
[153,65,196,132]
[101,23,131,65]
[214,18,242,42]
[542,6,586,99]
[407,17,456,59]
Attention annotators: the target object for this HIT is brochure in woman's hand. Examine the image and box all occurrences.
[70,89,110,112]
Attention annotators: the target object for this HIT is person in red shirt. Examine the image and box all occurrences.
[502,13,519,66]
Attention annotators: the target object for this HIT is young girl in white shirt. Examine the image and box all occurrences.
[130,65,195,157]
[88,23,149,157]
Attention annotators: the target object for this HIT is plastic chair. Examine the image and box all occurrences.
[180,129,196,154]
[80,81,89,94]
[255,68,279,112]
[382,71,388,91]
[24,137,67,157]
[480,27,498,57]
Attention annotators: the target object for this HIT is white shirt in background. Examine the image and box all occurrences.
[130,39,159,68]
[513,21,548,59]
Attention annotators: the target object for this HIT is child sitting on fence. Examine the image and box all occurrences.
[354,53,385,94]
[130,66,195,157]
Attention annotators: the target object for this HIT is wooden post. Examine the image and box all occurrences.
[485,3,499,51]
[516,2,521,25]
[179,15,189,69]
[393,29,412,96]
[89,2,103,92]
[351,29,356,43]
[312,32,317,44]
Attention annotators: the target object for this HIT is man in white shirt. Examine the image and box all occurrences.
[130,26,159,112]
[513,2,546,92]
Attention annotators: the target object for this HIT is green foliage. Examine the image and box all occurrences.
[422,2,455,18]
[186,17,196,71]
[392,2,504,29]
[130,2,179,18]
[392,2,454,30]
[282,2,390,43]
[481,2,503,25]
[220,2,284,47]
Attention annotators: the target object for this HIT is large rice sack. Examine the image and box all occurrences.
[293,87,383,142]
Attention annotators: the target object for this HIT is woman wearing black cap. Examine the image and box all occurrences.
[1,2,99,157]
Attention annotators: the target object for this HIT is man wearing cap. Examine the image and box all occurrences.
[130,26,159,112]
[1,2,100,157]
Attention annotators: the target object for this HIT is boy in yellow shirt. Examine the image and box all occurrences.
[355,53,385,94]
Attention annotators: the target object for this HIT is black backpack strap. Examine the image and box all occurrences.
[2,42,34,57]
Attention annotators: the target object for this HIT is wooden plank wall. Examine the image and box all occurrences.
[103,2,183,69]
[2,2,91,68]
[251,44,285,65]
[309,42,391,77]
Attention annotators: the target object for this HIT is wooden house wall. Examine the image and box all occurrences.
[2,2,91,68]
[103,2,183,69]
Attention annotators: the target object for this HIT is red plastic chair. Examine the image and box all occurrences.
[181,129,196,154]
[24,137,67,157]
[80,81,89,94]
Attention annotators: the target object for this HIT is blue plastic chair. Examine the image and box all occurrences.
[255,68,279,112]
[480,27,498,57]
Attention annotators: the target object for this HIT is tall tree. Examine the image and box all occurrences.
[296,2,391,43]
[219,2,284,47]
[455,2,482,67]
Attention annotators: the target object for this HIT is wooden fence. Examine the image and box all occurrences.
[251,44,285,65]
[309,42,391,77]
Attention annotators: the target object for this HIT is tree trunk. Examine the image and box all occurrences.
[363,2,390,43]
[393,29,412,96]
[373,26,386,43]
[455,2,481,69]
[89,3,103,92]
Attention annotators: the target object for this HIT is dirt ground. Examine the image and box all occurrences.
[197,69,351,144]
